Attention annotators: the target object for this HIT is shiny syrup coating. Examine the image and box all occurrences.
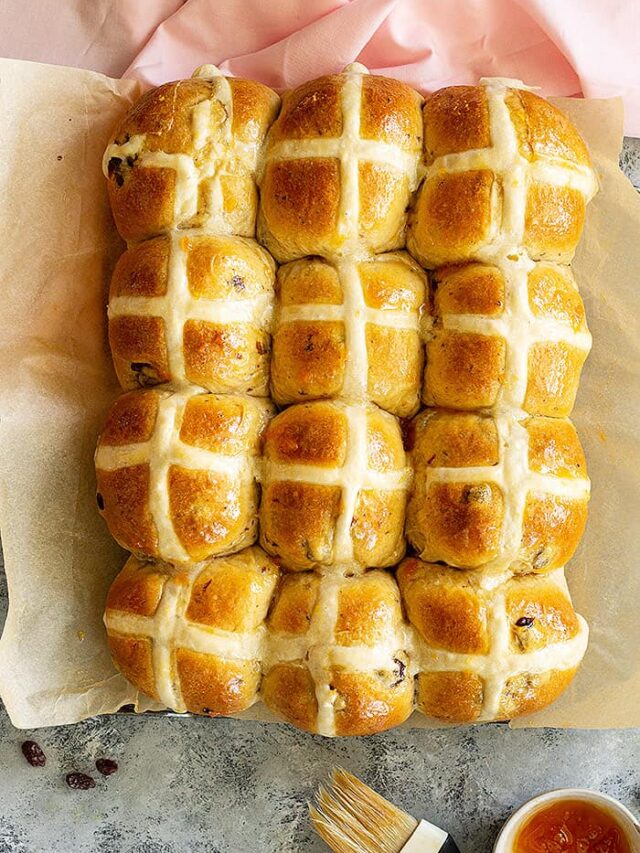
[514,799,631,853]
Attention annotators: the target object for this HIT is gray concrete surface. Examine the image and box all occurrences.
[0,140,639,853]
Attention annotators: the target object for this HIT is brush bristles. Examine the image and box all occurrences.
[310,768,418,853]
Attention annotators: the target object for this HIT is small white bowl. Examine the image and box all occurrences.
[493,788,640,852]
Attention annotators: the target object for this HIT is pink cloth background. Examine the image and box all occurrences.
[1,0,639,135]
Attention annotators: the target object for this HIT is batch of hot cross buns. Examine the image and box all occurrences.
[97,62,597,736]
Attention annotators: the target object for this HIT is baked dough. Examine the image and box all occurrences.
[100,68,597,734]
[258,64,423,261]
[262,569,413,736]
[397,558,588,723]
[271,252,425,416]
[407,80,597,268]
[423,261,591,416]
[109,233,275,394]
[406,410,589,573]
[104,553,588,729]
[95,388,273,563]
[259,400,411,570]
[103,66,279,242]
[104,548,279,716]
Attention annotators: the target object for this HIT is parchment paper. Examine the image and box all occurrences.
[0,58,638,730]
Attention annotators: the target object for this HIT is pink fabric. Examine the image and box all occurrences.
[0,0,182,78]
[1,0,638,134]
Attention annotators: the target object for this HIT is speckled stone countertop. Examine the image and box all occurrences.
[1,140,639,853]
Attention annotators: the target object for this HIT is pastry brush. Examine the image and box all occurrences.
[310,768,461,853]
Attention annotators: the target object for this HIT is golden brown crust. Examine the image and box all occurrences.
[106,77,279,241]
[351,490,407,567]
[366,406,406,471]
[267,573,320,636]
[227,77,282,144]
[359,255,425,311]
[399,558,585,723]
[524,184,585,262]
[334,571,403,646]
[258,159,341,262]
[269,76,343,143]
[107,167,176,243]
[360,75,423,149]
[183,234,275,299]
[271,320,346,403]
[97,465,158,557]
[505,576,580,653]
[525,417,586,476]
[176,650,261,716]
[417,671,484,723]
[185,548,279,631]
[261,663,319,732]
[507,90,592,166]
[406,411,589,571]
[105,556,165,617]
[411,480,504,568]
[432,263,505,316]
[167,467,256,563]
[105,548,279,717]
[409,84,594,267]
[358,164,410,252]
[331,668,413,736]
[260,481,342,570]
[112,80,213,153]
[99,389,159,445]
[102,73,593,736]
[528,263,587,330]
[407,170,495,268]
[425,333,507,411]
[397,559,489,654]
[96,390,273,562]
[260,402,408,570]
[277,257,343,305]
[423,262,589,415]
[525,342,588,417]
[409,410,500,468]
[109,237,170,298]
[521,495,588,571]
[179,394,269,455]
[109,234,275,395]
[110,316,170,389]
[499,667,578,719]
[258,71,422,262]
[263,401,347,467]
[107,635,157,700]
[182,322,271,396]
[423,86,491,163]
[366,326,423,417]
[271,254,424,416]
[264,570,413,735]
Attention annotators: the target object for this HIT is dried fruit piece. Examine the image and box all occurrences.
[66,771,96,790]
[21,740,46,767]
[392,657,407,686]
[95,758,118,776]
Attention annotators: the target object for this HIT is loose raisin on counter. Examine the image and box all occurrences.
[95,758,118,776]
[21,740,46,767]
[66,771,96,790]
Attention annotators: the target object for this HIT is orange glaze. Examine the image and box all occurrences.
[514,799,631,853]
